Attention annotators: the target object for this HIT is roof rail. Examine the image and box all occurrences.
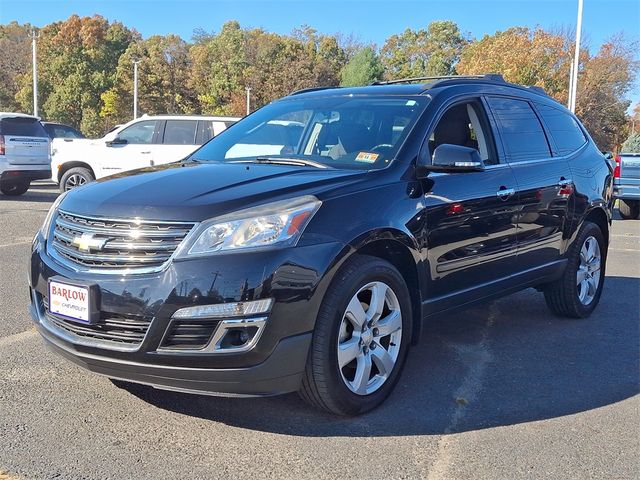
[290,86,338,96]
[371,74,505,85]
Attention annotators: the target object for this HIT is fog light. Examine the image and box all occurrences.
[207,318,267,353]
[172,299,273,319]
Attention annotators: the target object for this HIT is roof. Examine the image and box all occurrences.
[288,74,551,100]
[0,112,40,120]
[137,114,241,121]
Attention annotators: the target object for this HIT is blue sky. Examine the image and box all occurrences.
[1,0,639,105]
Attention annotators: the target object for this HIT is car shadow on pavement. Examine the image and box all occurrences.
[118,275,639,437]
[0,185,60,203]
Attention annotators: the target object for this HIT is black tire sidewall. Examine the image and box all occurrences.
[618,199,640,220]
[0,181,29,196]
[310,255,412,415]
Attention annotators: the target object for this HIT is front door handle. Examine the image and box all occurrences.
[496,187,516,199]
[141,151,151,154]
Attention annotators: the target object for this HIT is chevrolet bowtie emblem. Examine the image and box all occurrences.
[71,233,109,252]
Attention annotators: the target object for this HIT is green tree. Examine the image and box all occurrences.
[0,22,33,112]
[380,21,467,79]
[621,133,640,153]
[340,47,383,86]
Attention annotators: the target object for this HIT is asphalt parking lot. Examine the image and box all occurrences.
[0,183,638,480]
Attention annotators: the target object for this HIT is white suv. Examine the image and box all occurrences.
[52,115,239,192]
[0,113,51,196]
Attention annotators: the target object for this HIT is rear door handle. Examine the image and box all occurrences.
[496,187,516,199]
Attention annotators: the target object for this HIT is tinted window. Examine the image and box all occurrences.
[0,117,47,137]
[43,123,84,139]
[118,120,157,144]
[487,97,551,163]
[535,103,587,155]
[163,120,197,145]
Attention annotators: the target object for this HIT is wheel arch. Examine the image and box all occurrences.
[582,205,610,247]
[332,228,426,345]
[57,161,96,183]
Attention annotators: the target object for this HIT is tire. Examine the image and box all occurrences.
[60,167,94,192]
[0,181,29,196]
[618,199,640,220]
[543,221,606,318]
[299,254,412,415]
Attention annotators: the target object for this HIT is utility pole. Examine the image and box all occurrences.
[31,29,39,117]
[245,86,251,116]
[132,59,140,119]
[569,0,584,113]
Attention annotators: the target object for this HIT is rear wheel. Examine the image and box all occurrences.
[0,181,29,196]
[618,199,640,220]
[543,221,606,318]
[299,255,411,415]
[60,167,94,192]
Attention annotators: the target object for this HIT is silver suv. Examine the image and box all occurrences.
[0,113,51,196]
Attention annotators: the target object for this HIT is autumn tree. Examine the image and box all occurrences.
[340,47,383,86]
[380,21,467,79]
[0,22,33,112]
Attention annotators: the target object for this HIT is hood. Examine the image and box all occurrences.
[60,161,366,221]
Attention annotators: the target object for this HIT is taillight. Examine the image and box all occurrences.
[0,135,5,155]
[614,155,621,178]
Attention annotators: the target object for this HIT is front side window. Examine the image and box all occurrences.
[487,97,551,163]
[118,120,158,144]
[190,96,428,170]
[429,101,497,165]
[163,120,197,145]
[535,103,587,156]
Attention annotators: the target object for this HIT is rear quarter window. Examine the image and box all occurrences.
[0,117,48,137]
[535,103,587,156]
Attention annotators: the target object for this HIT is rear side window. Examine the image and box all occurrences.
[163,120,197,145]
[487,97,551,163]
[535,104,587,156]
[0,117,47,137]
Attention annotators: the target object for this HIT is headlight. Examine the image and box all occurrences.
[177,195,321,257]
[39,190,68,238]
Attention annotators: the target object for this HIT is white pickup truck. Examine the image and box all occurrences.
[51,115,239,192]
[614,152,640,219]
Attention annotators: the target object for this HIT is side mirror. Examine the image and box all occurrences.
[106,137,127,147]
[417,144,485,176]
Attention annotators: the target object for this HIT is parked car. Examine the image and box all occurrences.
[613,152,640,219]
[42,122,85,140]
[0,112,51,196]
[29,75,614,415]
[51,115,240,192]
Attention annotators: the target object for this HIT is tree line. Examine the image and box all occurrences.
[0,15,638,150]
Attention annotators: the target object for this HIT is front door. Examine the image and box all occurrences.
[420,99,521,311]
[97,120,160,178]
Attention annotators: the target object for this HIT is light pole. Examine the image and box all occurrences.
[568,0,584,113]
[133,59,140,119]
[31,29,39,117]
[245,86,251,116]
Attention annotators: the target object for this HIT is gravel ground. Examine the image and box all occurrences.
[0,183,638,479]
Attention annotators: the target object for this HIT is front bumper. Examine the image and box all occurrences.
[29,235,344,396]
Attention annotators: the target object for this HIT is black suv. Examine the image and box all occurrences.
[29,75,614,415]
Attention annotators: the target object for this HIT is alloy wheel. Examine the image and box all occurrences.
[337,281,402,395]
[65,174,87,191]
[577,235,601,305]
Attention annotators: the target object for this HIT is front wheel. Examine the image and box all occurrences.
[60,167,94,193]
[618,199,640,220]
[299,255,412,415]
[543,221,606,318]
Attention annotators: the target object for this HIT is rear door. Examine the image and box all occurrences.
[486,96,573,271]
[421,98,521,308]
[157,119,200,165]
[0,117,50,165]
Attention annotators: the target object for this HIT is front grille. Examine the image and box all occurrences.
[50,210,195,271]
[160,320,220,350]
[42,296,152,348]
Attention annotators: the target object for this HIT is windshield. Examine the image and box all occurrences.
[190,95,428,170]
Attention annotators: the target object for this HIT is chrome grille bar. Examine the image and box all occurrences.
[48,210,196,273]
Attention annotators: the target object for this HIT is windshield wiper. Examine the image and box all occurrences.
[232,157,331,169]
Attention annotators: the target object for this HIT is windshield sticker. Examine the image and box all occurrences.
[355,152,379,163]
